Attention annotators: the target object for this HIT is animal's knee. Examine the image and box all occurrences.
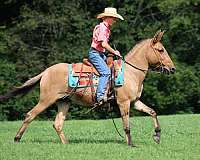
[150,109,157,117]
[124,128,130,134]
[53,114,66,131]
[53,123,62,133]
[24,113,34,123]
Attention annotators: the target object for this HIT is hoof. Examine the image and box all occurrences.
[14,137,21,143]
[153,128,161,144]
[127,142,137,147]
[153,134,160,144]
[61,140,69,144]
[129,144,137,147]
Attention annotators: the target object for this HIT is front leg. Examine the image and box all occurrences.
[118,100,133,146]
[134,100,161,144]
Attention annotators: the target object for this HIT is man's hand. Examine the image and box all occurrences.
[101,41,122,58]
[114,50,122,58]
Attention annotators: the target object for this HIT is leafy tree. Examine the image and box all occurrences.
[0,0,199,120]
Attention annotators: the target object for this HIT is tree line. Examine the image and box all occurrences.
[0,0,199,120]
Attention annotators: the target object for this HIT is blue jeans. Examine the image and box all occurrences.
[88,48,111,102]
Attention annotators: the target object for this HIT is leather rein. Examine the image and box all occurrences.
[121,43,164,73]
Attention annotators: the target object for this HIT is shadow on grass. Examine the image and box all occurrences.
[20,139,60,144]
[21,138,125,145]
[69,138,124,144]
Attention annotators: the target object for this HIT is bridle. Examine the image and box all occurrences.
[149,42,165,72]
[123,41,165,73]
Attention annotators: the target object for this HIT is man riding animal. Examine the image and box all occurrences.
[88,7,124,105]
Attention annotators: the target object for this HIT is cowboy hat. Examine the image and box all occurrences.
[97,7,124,20]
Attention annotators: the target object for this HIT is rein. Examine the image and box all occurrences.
[123,60,147,73]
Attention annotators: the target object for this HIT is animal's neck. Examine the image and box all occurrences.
[123,40,150,93]
[125,40,149,72]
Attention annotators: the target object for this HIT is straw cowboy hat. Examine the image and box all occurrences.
[97,7,124,20]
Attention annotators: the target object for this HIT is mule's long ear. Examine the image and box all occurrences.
[152,30,165,44]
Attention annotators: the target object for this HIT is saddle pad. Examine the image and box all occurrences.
[68,60,124,88]
[68,64,98,88]
[114,59,125,86]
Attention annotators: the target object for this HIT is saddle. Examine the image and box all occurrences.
[68,57,124,103]
[72,59,100,77]
[68,57,124,88]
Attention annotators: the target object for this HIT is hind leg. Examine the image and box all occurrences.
[14,97,56,142]
[53,101,69,144]
[134,100,161,144]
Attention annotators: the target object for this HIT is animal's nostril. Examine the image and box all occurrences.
[171,67,176,73]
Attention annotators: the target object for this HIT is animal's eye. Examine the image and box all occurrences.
[157,48,164,53]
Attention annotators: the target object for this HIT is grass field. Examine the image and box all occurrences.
[0,114,199,160]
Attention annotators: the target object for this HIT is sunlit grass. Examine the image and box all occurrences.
[0,114,199,160]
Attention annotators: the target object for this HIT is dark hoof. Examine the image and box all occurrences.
[128,143,137,147]
[153,134,160,144]
[14,137,21,143]
[153,128,161,144]
[130,144,137,147]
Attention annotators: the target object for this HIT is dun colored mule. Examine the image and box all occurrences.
[0,30,175,146]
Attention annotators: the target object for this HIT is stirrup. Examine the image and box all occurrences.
[94,95,115,106]
[95,97,107,106]
[92,96,106,107]
[107,94,115,101]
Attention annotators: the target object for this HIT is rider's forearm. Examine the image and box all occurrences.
[101,41,115,54]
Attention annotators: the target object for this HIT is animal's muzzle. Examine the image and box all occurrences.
[162,66,176,75]
[151,65,176,74]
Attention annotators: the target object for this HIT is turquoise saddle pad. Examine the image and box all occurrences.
[68,61,125,88]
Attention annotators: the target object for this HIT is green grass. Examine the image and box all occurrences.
[0,114,199,160]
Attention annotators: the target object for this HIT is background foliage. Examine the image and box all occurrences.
[0,0,199,120]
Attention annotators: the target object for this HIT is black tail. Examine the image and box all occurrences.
[0,72,44,102]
